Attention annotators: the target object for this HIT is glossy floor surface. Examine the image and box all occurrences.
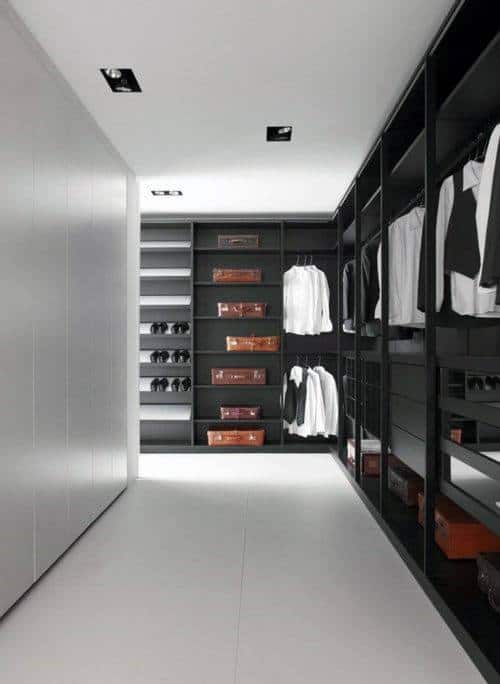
[0,452,484,683]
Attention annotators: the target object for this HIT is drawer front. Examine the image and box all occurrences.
[391,395,426,439]
[390,425,425,477]
[391,363,426,403]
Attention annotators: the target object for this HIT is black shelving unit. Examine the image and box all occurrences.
[140,218,339,452]
[334,2,500,681]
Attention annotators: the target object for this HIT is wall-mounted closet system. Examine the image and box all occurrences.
[0,5,129,620]
[139,219,341,452]
[334,2,500,681]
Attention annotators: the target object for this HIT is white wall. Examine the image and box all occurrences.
[0,0,137,616]
[127,172,140,481]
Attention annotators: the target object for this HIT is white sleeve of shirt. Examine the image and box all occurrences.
[318,269,333,333]
[436,176,454,312]
[374,242,382,320]
[477,124,500,291]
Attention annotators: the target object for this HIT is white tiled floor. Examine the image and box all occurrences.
[0,452,484,683]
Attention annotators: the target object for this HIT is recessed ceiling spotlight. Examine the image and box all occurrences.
[100,68,141,93]
[104,68,122,79]
[267,125,293,141]
[151,190,183,196]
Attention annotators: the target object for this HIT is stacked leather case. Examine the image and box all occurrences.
[211,368,266,385]
[388,465,424,506]
[207,429,266,447]
[212,268,262,283]
[226,335,280,352]
[220,406,261,420]
[217,234,260,249]
[417,493,500,559]
[217,302,266,318]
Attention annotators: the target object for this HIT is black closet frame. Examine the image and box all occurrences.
[332,1,500,681]
[140,216,338,454]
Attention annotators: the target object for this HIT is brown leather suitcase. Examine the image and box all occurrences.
[417,492,449,527]
[220,406,262,420]
[217,302,267,318]
[347,438,381,476]
[226,335,280,352]
[217,234,260,249]
[388,465,423,506]
[417,493,500,559]
[477,553,500,613]
[211,368,266,385]
[212,268,262,283]
[207,429,265,447]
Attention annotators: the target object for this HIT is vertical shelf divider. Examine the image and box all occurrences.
[354,181,362,483]
[190,222,195,446]
[336,210,345,463]
[424,55,438,575]
[280,221,285,446]
[380,135,390,514]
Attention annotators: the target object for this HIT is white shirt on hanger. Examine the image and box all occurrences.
[314,366,338,436]
[374,207,426,327]
[435,160,500,317]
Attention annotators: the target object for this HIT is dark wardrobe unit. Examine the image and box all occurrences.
[334,2,500,681]
[140,219,343,452]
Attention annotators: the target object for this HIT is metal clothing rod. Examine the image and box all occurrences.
[437,121,496,185]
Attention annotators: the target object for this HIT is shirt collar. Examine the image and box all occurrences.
[463,160,483,191]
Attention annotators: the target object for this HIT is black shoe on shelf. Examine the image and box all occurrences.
[150,378,161,392]
[170,377,181,392]
[180,377,192,392]
[159,378,170,392]
[150,350,160,364]
[159,349,170,363]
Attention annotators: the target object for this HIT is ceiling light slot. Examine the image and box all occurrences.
[267,126,293,142]
[101,68,141,93]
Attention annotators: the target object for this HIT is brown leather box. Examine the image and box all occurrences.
[207,429,265,447]
[347,439,380,476]
[220,406,262,420]
[388,465,423,506]
[417,493,449,527]
[417,492,500,559]
[217,302,267,319]
[226,335,280,352]
[477,553,500,613]
[212,268,262,283]
[217,234,260,249]
[211,368,266,385]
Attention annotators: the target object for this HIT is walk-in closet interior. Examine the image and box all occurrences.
[4,0,500,681]
[139,2,500,679]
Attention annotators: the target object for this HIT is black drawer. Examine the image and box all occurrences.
[390,424,425,477]
[391,363,425,403]
[391,395,426,440]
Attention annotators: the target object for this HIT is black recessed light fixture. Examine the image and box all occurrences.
[267,125,293,142]
[151,190,183,197]
[100,68,142,93]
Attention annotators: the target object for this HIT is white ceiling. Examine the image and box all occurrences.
[10,0,455,215]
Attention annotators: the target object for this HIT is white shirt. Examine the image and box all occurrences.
[314,366,338,436]
[477,124,500,296]
[283,265,333,335]
[435,160,500,317]
[375,207,426,327]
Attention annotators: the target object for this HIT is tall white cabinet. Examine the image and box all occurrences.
[0,5,129,613]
